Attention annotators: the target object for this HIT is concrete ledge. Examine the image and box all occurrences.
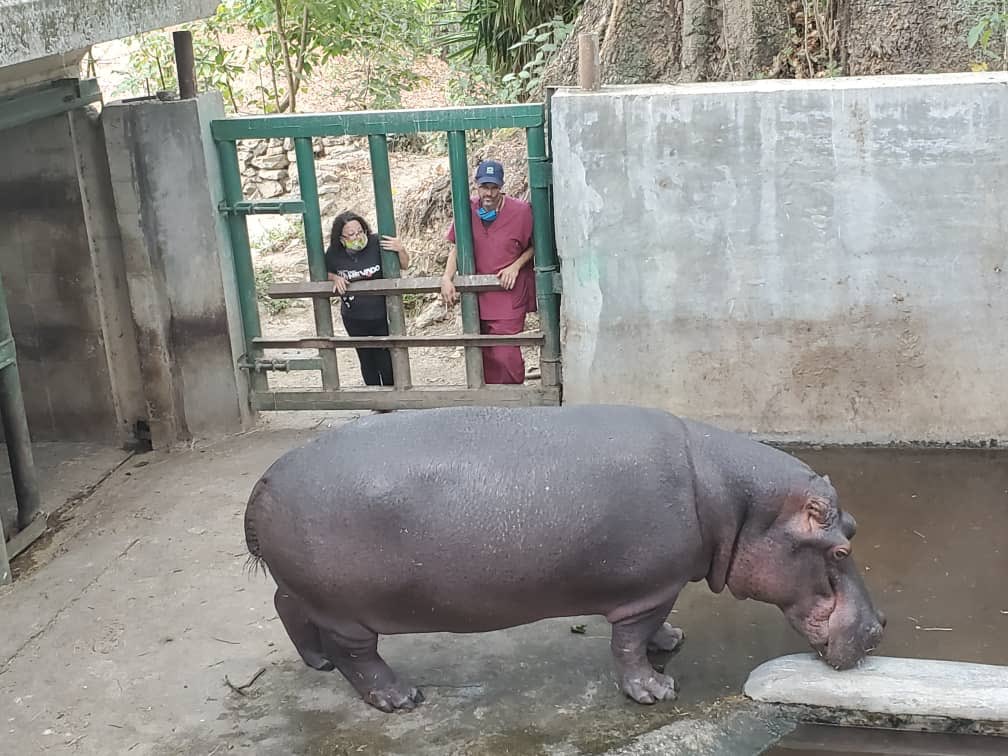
[744,654,1008,723]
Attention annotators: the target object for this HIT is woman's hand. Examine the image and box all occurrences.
[380,235,404,254]
[380,236,410,268]
[330,274,348,295]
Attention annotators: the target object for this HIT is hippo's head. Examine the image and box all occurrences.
[724,474,886,670]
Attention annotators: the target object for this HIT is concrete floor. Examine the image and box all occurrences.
[1,415,1006,755]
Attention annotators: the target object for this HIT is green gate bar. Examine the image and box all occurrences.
[367,134,412,388]
[211,104,545,141]
[526,125,562,388]
[216,139,268,393]
[446,130,484,388]
[294,137,340,390]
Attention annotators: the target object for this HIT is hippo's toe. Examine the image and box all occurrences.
[365,684,425,713]
[619,671,679,704]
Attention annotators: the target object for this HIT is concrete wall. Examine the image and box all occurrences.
[0,110,138,444]
[0,1,221,69]
[551,72,1008,444]
[102,92,251,448]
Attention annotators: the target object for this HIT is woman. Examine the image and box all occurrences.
[324,211,410,387]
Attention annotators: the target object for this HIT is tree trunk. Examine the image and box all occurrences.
[542,0,980,89]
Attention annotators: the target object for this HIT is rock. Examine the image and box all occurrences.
[744,653,1008,723]
[251,153,289,170]
[318,180,341,197]
[412,299,449,330]
[251,139,269,157]
[258,180,285,199]
[257,168,289,182]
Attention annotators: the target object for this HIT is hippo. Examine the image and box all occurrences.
[244,404,885,712]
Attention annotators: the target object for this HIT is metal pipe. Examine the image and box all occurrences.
[446,131,484,388]
[216,139,268,394]
[173,31,197,99]
[294,137,340,390]
[1,515,10,586]
[367,134,412,388]
[526,124,562,389]
[578,33,601,91]
[0,273,42,530]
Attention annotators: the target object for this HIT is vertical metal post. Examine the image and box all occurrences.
[173,31,197,99]
[446,130,484,387]
[526,124,562,389]
[216,139,268,393]
[1,515,10,586]
[0,273,42,531]
[294,137,340,390]
[367,134,412,388]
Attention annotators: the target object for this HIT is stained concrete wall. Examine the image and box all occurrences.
[551,72,1008,444]
[102,92,251,448]
[0,109,141,445]
[0,1,221,69]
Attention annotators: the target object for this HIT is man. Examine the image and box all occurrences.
[441,159,536,384]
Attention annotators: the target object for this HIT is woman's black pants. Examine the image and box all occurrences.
[342,315,394,386]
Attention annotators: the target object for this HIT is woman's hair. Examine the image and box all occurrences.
[329,211,372,249]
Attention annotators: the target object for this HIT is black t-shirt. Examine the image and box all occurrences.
[324,233,387,321]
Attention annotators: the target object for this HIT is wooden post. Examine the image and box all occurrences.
[578,33,600,91]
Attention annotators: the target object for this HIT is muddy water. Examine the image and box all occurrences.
[668,447,1008,707]
[766,723,1006,755]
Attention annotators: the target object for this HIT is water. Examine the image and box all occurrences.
[766,723,1007,755]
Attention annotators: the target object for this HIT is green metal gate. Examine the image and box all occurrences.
[211,104,561,411]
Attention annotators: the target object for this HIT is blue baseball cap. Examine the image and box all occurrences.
[474,159,504,187]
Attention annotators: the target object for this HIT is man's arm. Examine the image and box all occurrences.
[497,245,534,290]
[440,246,460,306]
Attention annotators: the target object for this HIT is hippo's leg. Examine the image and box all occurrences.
[647,622,685,654]
[316,619,425,713]
[274,588,334,671]
[610,605,680,704]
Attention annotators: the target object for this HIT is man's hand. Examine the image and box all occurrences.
[497,261,521,290]
[331,275,348,295]
[440,276,459,307]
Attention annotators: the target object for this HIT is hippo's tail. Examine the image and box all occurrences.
[243,477,270,579]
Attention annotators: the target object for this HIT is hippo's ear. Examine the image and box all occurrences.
[803,495,832,529]
[823,474,831,486]
[791,492,851,552]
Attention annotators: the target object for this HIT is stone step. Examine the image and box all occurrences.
[744,653,1008,723]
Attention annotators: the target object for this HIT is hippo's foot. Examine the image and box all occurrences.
[311,619,425,714]
[365,684,425,713]
[609,601,684,705]
[618,669,679,704]
[647,622,685,655]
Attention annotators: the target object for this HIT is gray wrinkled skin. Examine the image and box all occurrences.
[244,405,885,712]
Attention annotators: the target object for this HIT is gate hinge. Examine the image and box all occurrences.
[238,356,289,372]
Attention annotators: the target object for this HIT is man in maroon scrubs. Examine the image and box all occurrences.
[441,160,536,384]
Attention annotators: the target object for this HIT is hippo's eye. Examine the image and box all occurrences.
[831,545,850,561]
